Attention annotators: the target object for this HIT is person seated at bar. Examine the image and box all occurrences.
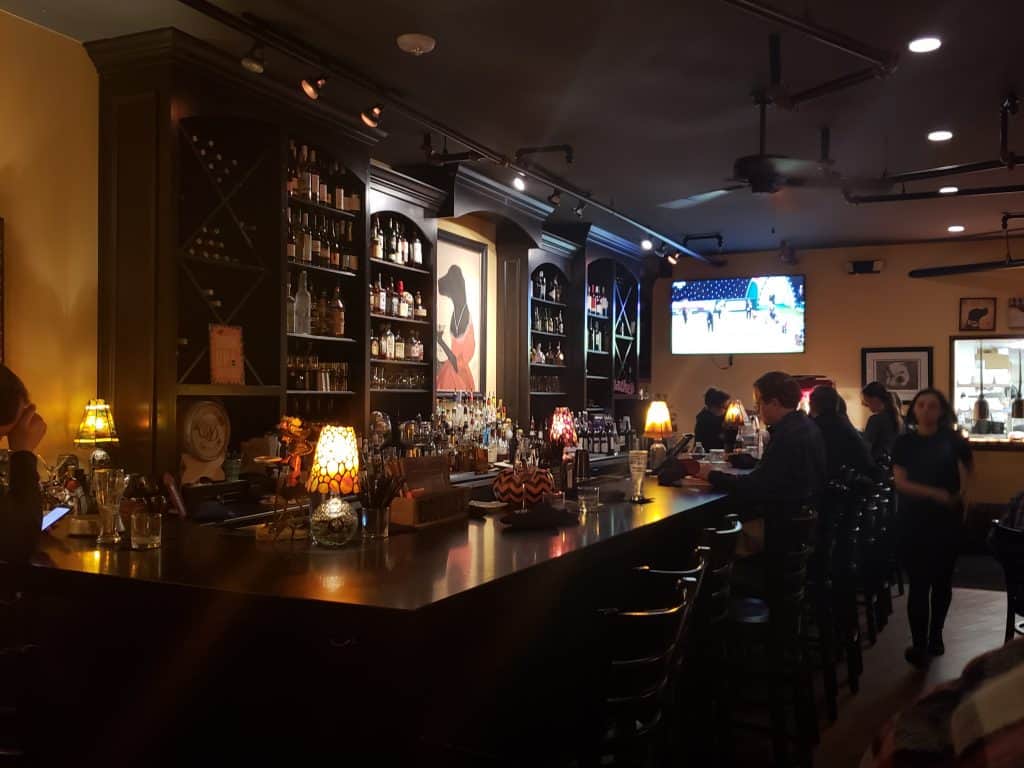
[861,381,903,461]
[892,388,972,668]
[694,387,730,450]
[0,364,46,563]
[809,385,876,481]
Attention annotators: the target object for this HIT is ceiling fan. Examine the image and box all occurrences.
[909,213,1024,277]
[659,35,890,210]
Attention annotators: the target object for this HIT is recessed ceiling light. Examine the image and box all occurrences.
[939,186,958,194]
[513,175,526,191]
[948,224,965,233]
[908,37,942,53]
[641,239,653,251]
[396,33,437,56]
[928,130,954,142]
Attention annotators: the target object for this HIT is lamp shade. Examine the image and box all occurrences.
[73,399,119,446]
[643,401,673,439]
[306,425,360,496]
[549,407,577,447]
[724,399,748,427]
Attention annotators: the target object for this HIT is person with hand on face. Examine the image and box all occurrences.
[694,387,730,451]
[0,365,46,563]
[892,388,972,669]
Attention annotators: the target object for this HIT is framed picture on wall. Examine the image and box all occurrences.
[436,231,487,395]
[1008,297,1024,329]
[0,217,4,363]
[861,347,933,403]
[959,297,996,331]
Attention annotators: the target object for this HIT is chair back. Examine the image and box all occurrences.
[991,522,1024,611]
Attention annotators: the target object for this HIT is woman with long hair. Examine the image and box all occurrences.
[861,381,903,460]
[809,385,875,480]
[892,388,973,668]
[436,265,477,392]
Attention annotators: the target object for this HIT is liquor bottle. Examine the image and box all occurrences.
[309,284,322,335]
[370,332,380,358]
[595,322,603,351]
[397,280,409,318]
[287,140,298,197]
[300,213,313,264]
[412,233,423,265]
[332,161,345,213]
[309,149,320,202]
[310,215,322,267]
[414,290,426,318]
[395,330,405,360]
[545,309,553,333]
[346,223,359,271]
[376,273,388,315]
[600,287,609,317]
[533,306,541,331]
[389,276,399,317]
[286,274,295,334]
[298,144,310,199]
[330,221,342,269]
[387,219,399,263]
[295,271,311,335]
[537,271,546,300]
[410,332,423,361]
[555,342,564,365]
[398,224,408,264]
[329,284,345,337]
[372,218,384,261]
[286,208,296,262]
[557,311,564,335]
[550,277,560,303]
[384,325,396,360]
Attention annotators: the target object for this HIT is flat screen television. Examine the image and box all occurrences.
[670,275,805,355]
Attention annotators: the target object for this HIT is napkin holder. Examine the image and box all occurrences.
[389,455,468,529]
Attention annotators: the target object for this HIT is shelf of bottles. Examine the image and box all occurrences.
[612,265,640,398]
[368,212,433,403]
[529,265,569,387]
[584,260,617,412]
[284,137,364,422]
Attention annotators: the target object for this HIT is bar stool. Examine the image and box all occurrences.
[578,554,704,767]
[723,505,819,768]
[989,522,1024,643]
[829,474,864,696]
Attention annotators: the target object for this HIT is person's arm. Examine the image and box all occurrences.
[706,432,794,500]
[892,465,954,507]
[0,451,42,563]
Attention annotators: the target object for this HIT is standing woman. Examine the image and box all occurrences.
[892,389,972,667]
[861,381,903,460]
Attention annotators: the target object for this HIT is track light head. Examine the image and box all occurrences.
[301,75,327,100]
[573,201,587,218]
[513,173,526,192]
[666,252,680,266]
[641,238,653,251]
[547,189,561,206]
[240,43,265,74]
[360,103,384,128]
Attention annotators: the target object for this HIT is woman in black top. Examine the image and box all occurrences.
[809,386,876,480]
[861,381,903,460]
[694,387,729,451]
[892,388,972,668]
[0,365,46,564]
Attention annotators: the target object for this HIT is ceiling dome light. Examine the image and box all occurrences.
[301,75,327,100]
[360,104,383,128]
[512,174,526,192]
[908,37,942,53]
[641,238,653,251]
[396,33,437,56]
[928,129,954,142]
[939,186,959,194]
[948,224,965,233]
[240,43,265,74]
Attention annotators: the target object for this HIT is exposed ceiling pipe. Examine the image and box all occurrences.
[175,0,713,264]
[719,0,897,71]
[787,67,882,107]
[908,213,1024,278]
[846,183,1024,205]
[882,159,1009,185]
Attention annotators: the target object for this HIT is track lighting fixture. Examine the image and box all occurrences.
[360,104,384,128]
[666,252,680,266]
[301,75,327,100]
[547,189,561,206]
[240,43,265,74]
[641,238,653,251]
[513,173,526,192]
[573,201,587,218]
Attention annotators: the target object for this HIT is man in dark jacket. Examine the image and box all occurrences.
[701,371,825,506]
[0,365,46,563]
[694,387,730,451]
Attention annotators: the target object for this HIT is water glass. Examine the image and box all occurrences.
[543,491,565,510]
[93,468,126,547]
[130,506,162,550]
[361,505,390,540]
[628,450,647,502]
[578,486,600,514]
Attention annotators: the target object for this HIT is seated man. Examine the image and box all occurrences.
[694,387,730,451]
[699,371,826,558]
[0,365,46,563]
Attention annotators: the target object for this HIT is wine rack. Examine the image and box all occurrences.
[529,264,573,424]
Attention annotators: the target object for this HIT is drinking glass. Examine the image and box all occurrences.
[628,450,647,502]
[130,503,162,550]
[93,468,126,547]
[578,486,600,514]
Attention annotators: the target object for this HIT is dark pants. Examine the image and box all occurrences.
[905,553,956,648]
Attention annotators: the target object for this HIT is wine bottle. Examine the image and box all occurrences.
[412,233,423,265]
[286,208,296,262]
[309,148,320,202]
[295,271,311,335]
[300,213,313,264]
[287,140,298,197]
[286,274,295,334]
[372,218,384,261]
[329,283,345,337]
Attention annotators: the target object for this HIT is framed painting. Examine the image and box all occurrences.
[959,297,996,331]
[0,217,4,363]
[861,347,933,403]
[436,231,487,395]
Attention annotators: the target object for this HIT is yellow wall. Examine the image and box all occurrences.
[438,215,499,396]
[651,238,1024,503]
[0,11,98,461]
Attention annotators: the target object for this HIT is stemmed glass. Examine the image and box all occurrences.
[628,450,647,503]
[93,468,126,547]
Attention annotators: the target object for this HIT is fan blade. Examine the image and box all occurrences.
[909,259,1024,278]
[767,156,826,179]
[659,185,745,209]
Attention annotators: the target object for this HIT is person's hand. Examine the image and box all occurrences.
[8,404,46,453]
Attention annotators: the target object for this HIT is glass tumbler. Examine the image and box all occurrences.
[93,468,126,547]
[130,501,162,550]
[628,450,647,502]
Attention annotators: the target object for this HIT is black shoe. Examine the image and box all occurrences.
[905,646,930,669]
[928,638,945,656]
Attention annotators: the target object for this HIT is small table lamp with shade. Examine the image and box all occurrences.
[549,406,579,489]
[643,400,673,468]
[69,398,119,537]
[722,399,748,452]
[306,425,361,547]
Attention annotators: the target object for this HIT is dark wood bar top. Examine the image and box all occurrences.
[28,479,724,612]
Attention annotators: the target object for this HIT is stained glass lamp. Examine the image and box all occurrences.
[306,426,360,547]
[643,400,673,467]
[549,407,578,448]
[73,398,119,468]
[723,399,747,452]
